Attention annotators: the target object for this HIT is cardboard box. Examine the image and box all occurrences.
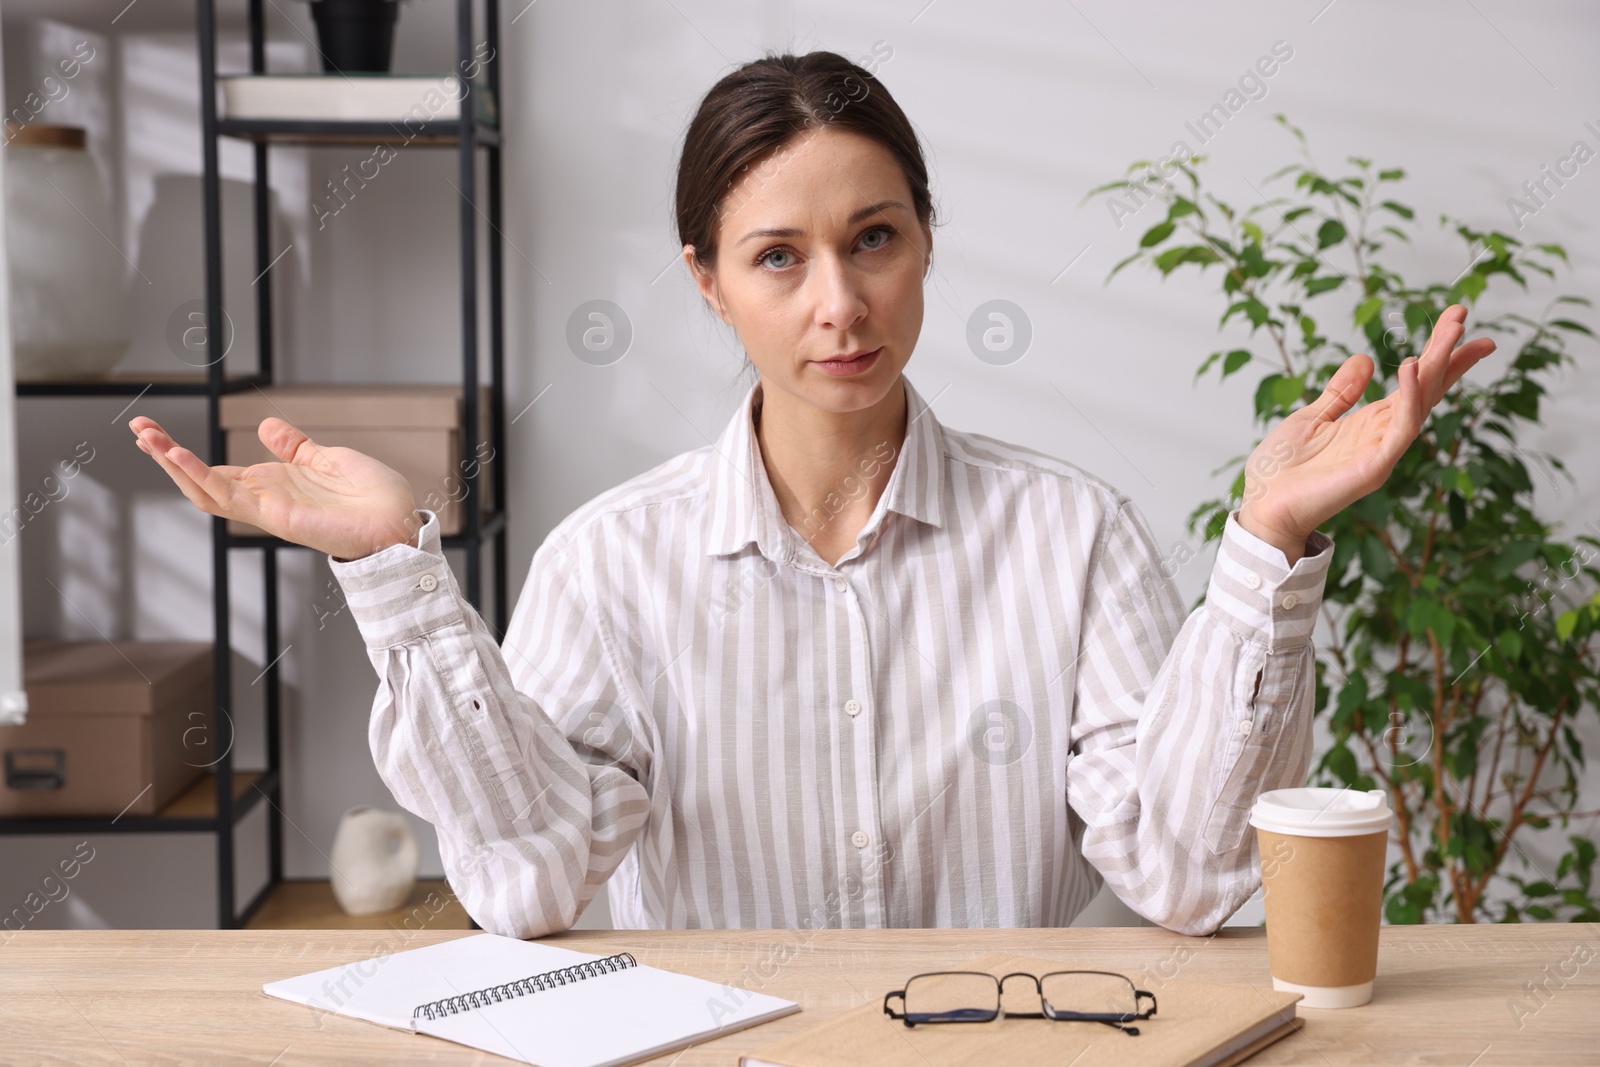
[2,641,213,818]
[220,383,495,537]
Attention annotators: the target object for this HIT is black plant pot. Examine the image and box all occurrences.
[310,0,399,73]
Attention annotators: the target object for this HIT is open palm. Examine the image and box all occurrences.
[128,415,421,561]
[1238,304,1498,552]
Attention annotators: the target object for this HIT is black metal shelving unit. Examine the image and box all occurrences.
[3,0,507,929]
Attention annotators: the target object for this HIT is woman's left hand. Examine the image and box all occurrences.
[1236,303,1498,564]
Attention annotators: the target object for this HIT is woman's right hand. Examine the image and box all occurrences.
[128,415,424,562]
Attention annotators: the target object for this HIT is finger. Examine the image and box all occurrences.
[1418,304,1466,407]
[258,416,318,465]
[1440,336,1497,394]
[1381,356,1424,462]
[134,427,219,513]
[1301,352,1375,423]
[137,427,247,516]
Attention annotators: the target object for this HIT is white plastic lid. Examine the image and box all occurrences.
[1249,787,1392,838]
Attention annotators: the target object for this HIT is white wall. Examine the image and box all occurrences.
[2,0,1595,932]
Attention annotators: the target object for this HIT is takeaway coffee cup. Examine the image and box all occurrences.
[1249,786,1392,1009]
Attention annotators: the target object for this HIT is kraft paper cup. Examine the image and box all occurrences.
[1249,787,1392,1009]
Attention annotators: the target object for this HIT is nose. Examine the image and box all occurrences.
[809,252,868,333]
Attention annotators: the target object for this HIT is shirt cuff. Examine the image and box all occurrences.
[1203,509,1334,651]
[325,509,464,648]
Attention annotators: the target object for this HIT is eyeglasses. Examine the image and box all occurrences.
[883,969,1158,1036]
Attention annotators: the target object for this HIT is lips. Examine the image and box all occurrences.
[817,347,881,364]
[811,347,882,377]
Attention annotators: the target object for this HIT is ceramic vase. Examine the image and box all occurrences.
[329,805,418,915]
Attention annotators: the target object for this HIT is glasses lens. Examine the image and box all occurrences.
[903,972,999,1023]
[1040,972,1139,1019]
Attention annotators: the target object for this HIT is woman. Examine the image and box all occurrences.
[130,51,1493,938]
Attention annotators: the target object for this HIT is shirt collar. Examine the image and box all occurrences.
[703,374,945,559]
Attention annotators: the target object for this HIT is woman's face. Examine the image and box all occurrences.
[684,125,932,416]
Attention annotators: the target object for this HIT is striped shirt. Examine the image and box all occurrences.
[328,374,1334,938]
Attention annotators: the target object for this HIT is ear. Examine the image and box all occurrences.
[683,244,731,324]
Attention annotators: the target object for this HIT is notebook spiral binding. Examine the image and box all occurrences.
[412,951,639,1022]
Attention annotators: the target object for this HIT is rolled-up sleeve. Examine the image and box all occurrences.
[327,508,651,938]
[1065,500,1334,935]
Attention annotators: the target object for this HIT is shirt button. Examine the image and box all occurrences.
[844,699,863,717]
[1281,592,1299,609]
[418,574,439,592]
[850,830,869,848]
[1243,572,1262,590]
[833,577,848,592]
[1238,719,1253,735]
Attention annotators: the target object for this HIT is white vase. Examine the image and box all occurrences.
[329,805,419,915]
[4,124,131,380]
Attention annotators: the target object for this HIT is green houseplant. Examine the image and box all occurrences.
[1092,117,1600,924]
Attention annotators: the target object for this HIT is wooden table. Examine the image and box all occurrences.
[2,924,1594,1065]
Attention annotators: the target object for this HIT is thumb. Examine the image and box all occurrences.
[258,417,320,465]
[1301,352,1374,423]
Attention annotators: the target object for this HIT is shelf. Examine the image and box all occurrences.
[218,117,500,147]
[0,768,277,835]
[17,371,272,398]
[243,878,474,930]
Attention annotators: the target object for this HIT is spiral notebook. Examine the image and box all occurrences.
[262,933,801,1067]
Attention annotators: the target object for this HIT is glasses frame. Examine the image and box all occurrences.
[882,969,1158,1036]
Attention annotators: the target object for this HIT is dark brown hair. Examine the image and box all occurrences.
[675,49,937,275]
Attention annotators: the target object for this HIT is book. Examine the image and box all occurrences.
[739,951,1302,1067]
[219,73,497,126]
[261,932,800,1067]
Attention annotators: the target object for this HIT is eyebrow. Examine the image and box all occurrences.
[735,200,908,246]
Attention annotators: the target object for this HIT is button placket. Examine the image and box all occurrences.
[831,561,885,926]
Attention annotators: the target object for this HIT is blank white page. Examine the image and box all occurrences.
[262,934,607,1030]
[415,960,802,1067]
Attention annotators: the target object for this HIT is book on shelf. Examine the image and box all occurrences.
[219,73,497,127]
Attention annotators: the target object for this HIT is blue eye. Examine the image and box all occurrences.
[752,225,896,271]
[860,226,892,249]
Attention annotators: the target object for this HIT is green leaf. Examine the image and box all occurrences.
[1556,609,1579,642]
[1272,375,1305,409]
[1354,296,1385,325]
[1358,535,1395,582]
[1452,272,1487,304]
[1317,219,1346,248]
[1223,297,1272,329]
[1304,275,1345,296]
[1253,375,1284,419]
[1140,221,1176,247]
[1496,629,1522,663]
[1379,200,1415,219]
[1168,197,1200,220]
[1378,168,1405,181]
[1222,349,1252,379]
[1324,742,1359,785]
[1492,540,1541,578]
